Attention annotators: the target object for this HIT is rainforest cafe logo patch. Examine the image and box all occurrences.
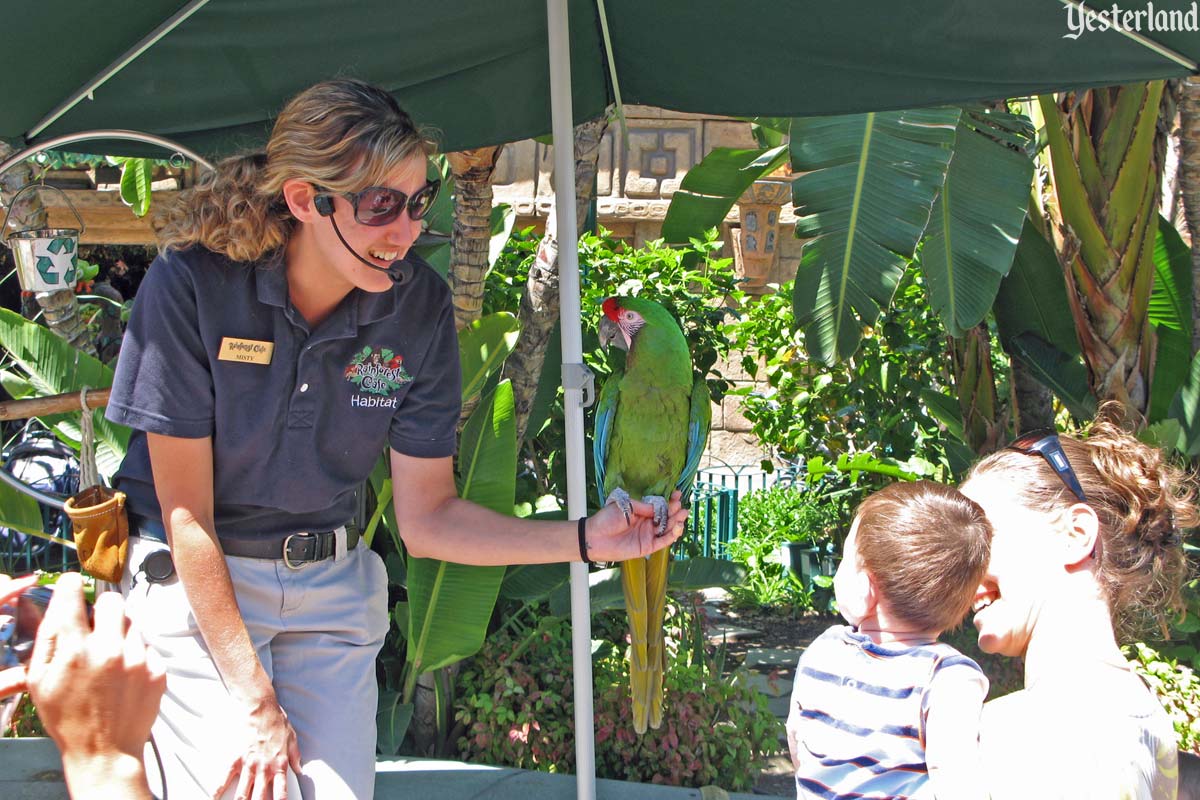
[344,346,412,405]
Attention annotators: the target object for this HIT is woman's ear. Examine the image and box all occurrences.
[282,179,320,222]
[1063,502,1101,569]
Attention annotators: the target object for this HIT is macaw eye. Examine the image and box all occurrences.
[624,312,636,320]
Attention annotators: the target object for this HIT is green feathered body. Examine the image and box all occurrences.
[600,308,693,503]
[593,296,710,735]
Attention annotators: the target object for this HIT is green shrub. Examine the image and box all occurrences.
[726,484,844,610]
[723,271,956,473]
[455,612,783,791]
[738,484,842,549]
[1127,642,1200,755]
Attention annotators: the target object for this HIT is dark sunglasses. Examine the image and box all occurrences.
[319,180,441,226]
[1006,428,1087,504]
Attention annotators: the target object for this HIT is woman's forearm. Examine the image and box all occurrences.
[401,496,580,564]
[147,432,275,707]
[166,510,274,707]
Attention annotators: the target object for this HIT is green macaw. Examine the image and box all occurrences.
[592,295,710,734]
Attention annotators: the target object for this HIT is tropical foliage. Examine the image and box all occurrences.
[455,607,782,791]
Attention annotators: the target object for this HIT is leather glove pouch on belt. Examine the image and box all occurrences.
[64,486,129,583]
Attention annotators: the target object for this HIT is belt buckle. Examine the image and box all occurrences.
[282,532,314,570]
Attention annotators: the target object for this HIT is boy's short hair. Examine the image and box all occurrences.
[853,480,992,633]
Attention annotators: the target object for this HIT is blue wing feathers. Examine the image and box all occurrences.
[592,373,621,503]
[676,379,711,504]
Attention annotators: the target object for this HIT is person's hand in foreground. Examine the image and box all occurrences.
[26,573,165,800]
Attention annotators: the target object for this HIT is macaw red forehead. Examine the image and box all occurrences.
[601,297,622,321]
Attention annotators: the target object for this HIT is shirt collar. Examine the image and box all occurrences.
[253,249,399,328]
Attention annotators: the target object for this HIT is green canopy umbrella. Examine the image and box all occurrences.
[2,0,1198,155]
[2,2,1198,797]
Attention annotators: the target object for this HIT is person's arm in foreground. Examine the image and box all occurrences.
[148,432,302,800]
[389,451,688,564]
[23,573,164,800]
[924,666,989,800]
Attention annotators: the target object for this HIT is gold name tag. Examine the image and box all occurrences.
[218,337,274,365]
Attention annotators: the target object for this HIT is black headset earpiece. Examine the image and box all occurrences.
[314,194,334,217]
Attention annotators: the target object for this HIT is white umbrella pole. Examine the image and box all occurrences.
[546,2,595,799]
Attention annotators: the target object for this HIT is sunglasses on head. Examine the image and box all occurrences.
[1006,428,1087,504]
[317,180,440,226]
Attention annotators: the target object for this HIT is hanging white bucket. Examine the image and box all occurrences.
[2,184,86,293]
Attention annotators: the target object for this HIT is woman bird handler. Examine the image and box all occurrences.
[105,79,686,800]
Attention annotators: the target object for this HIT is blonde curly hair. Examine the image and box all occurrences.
[154,79,435,262]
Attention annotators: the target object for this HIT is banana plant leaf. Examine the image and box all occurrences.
[918,108,1035,337]
[523,319,563,441]
[1168,352,1200,457]
[487,203,516,268]
[660,145,788,245]
[745,117,790,149]
[790,107,960,364]
[0,475,47,538]
[500,562,570,603]
[1009,332,1097,421]
[994,219,1083,357]
[0,308,129,478]
[1148,216,1194,422]
[919,389,966,442]
[375,689,413,756]
[116,157,154,218]
[403,380,514,688]
[1141,418,1184,455]
[411,156,454,277]
[363,454,398,552]
[458,312,520,404]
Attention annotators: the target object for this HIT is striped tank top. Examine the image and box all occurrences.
[789,624,986,800]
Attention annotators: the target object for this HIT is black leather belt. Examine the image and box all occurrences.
[129,515,359,568]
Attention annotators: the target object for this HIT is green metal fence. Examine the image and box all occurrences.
[682,481,739,560]
[681,464,808,561]
[0,516,77,576]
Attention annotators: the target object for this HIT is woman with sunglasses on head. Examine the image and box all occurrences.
[104,79,687,800]
[960,404,1197,799]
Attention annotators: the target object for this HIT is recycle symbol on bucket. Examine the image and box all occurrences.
[35,237,78,287]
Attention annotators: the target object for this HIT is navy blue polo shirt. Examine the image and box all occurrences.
[106,246,461,537]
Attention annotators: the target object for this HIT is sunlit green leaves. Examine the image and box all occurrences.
[919,108,1034,336]
[790,108,959,364]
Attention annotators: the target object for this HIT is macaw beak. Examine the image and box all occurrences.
[598,316,629,352]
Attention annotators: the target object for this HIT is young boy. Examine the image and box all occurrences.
[787,480,992,800]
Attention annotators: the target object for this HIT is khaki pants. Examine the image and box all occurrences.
[121,532,389,799]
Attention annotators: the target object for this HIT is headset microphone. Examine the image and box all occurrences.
[313,193,412,285]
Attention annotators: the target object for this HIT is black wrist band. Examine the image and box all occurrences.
[578,517,593,566]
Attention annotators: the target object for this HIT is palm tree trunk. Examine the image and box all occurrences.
[1039,83,1170,423]
[504,115,609,442]
[1179,76,1200,354]
[447,145,505,332]
[0,143,95,354]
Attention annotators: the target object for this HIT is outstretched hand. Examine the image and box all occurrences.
[585,490,688,562]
